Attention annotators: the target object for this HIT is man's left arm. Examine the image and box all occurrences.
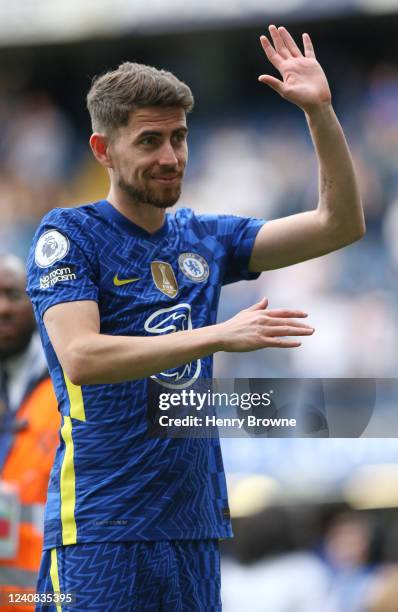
[249,25,365,272]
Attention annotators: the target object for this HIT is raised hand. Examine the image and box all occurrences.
[217,297,314,352]
[259,25,332,114]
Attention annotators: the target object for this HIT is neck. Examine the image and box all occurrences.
[107,187,167,234]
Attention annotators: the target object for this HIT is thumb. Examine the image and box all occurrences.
[245,297,268,312]
[258,75,285,97]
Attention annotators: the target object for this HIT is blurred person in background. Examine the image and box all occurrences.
[0,92,76,261]
[222,506,340,612]
[3,93,74,190]
[322,511,377,612]
[26,25,364,611]
[364,565,398,612]
[0,255,59,612]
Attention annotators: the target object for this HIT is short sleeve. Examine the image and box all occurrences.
[26,208,99,320]
[197,214,265,285]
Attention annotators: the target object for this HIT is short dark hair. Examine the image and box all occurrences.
[86,62,194,135]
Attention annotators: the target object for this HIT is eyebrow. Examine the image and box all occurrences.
[136,127,188,139]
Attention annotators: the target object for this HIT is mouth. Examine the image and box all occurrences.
[150,175,180,185]
[0,322,17,338]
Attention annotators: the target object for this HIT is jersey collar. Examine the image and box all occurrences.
[96,200,170,240]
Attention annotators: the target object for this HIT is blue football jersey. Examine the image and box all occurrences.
[26,200,264,549]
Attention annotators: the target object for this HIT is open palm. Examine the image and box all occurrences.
[259,25,332,113]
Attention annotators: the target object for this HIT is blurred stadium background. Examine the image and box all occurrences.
[2,0,398,609]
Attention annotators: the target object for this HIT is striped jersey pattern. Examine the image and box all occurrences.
[26,200,264,549]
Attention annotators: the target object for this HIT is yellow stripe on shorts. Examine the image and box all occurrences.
[50,548,62,612]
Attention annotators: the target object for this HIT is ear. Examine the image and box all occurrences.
[89,133,113,168]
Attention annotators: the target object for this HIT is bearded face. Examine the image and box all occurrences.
[108,106,188,210]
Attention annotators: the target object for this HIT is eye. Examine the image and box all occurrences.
[140,136,157,146]
[173,132,187,144]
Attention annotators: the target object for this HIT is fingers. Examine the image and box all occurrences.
[266,318,314,330]
[303,32,316,58]
[258,74,285,96]
[260,26,314,64]
[259,35,283,70]
[266,326,314,337]
[243,301,309,318]
[268,24,289,59]
[265,339,302,348]
[278,26,302,57]
[265,309,308,319]
[245,297,268,312]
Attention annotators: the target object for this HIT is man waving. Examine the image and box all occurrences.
[27,26,364,612]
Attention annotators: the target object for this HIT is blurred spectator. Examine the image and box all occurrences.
[222,552,339,612]
[322,511,377,612]
[3,93,74,189]
[0,92,76,260]
[222,506,340,612]
[365,565,398,612]
[0,254,60,612]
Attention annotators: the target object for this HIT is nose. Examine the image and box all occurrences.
[158,141,178,167]
[0,294,13,317]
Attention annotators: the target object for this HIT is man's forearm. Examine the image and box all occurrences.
[67,326,223,385]
[306,104,365,243]
[55,297,314,385]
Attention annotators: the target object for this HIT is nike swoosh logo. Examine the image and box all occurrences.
[113,274,140,286]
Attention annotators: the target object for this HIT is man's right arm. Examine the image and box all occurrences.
[44,298,314,385]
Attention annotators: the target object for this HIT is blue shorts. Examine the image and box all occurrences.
[35,540,221,612]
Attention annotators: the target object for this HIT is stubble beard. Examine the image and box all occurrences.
[118,176,182,210]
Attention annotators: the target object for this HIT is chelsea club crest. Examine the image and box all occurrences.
[178,253,209,283]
